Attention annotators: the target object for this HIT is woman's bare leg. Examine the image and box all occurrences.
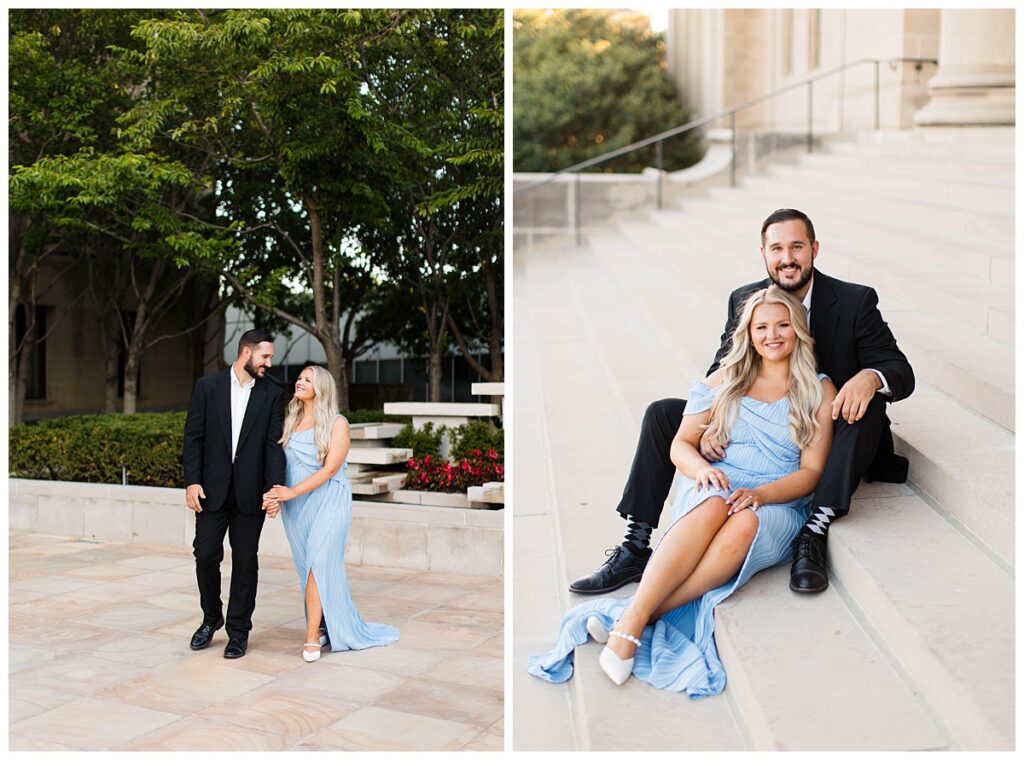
[607,497,729,659]
[304,569,323,650]
[651,509,759,618]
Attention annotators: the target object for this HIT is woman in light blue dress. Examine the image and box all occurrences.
[529,286,836,695]
[265,365,399,662]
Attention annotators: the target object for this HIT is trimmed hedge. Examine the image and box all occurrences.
[9,409,415,488]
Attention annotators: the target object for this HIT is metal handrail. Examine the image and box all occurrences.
[514,56,938,244]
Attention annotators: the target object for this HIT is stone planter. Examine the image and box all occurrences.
[9,478,503,576]
[389,489,471,509]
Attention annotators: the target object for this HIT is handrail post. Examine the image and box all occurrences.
[656,141,664,210]
[875,59,881,131]
[574,171,582,247]
[730,112,736,187]
[807,80,813,153]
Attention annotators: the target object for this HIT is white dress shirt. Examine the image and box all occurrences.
[230,366,255,462]
[802,277,890,396]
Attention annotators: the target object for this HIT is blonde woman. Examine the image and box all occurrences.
[264,365,398,661]
[529,286,836,695]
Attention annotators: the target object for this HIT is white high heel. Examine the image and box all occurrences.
[586,615,609,644]
[599,630,641,686]
[302,641,322,662]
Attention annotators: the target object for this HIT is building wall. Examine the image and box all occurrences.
[22,257,201,420]
[666,9,946,134]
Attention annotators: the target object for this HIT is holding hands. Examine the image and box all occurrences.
[262,484,297,518]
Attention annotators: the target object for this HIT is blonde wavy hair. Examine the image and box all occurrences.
[705,286,823,449]
[280,365,338,463]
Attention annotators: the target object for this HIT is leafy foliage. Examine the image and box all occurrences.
[392,421,446,459]
[513,9,703,173]
[449,420,504,462]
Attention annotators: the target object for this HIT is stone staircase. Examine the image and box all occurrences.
[512,127,1014,750]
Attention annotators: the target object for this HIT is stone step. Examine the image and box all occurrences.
[733,173,1014,243]
[349,439,387,449]
[602,220,1013,566]
[346,447,413,466]
[829,136,1015,164]
[715,564,947,750]
[383,402,502,417]
[672,197,1014,344]
[884,309,1013,432]
[472,382,505,396]
[852,127,1016,146]
[887,384,1014,568]
[798,150,1014,188]
[349,422,406,440]
[828,487,1014,749]
[350,481,389,496]
[772,162,1013,215]
[687,184,1013,285]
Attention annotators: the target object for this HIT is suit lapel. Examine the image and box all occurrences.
[236,378,268,457]
[809,270,838,374]
[216,369,232,457]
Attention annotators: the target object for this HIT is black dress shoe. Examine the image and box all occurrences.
[790,533,829,593]
[223,637,248,659]
[570,544,650,595]
[189,616,224,650]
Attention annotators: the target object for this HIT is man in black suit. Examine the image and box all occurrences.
[183,328,285,658]
[571,208,914,596]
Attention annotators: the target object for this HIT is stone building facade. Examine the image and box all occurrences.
[663,9,1014,133]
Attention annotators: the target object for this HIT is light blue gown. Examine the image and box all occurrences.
[281,417,399,652]
[528,377,826,697]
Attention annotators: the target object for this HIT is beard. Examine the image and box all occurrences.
[768,264,813,293]
[243,358,266,379]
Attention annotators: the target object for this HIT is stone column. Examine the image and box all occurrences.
[915,9,1014,126]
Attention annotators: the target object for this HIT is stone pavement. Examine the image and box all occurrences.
[9,530,503,751]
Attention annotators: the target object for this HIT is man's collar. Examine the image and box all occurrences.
[231,363,255,389]
[802,276,814,312]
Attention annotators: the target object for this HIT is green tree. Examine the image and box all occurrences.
[513,9,702,173]
[9,10,229,418]
[361,9,504,398]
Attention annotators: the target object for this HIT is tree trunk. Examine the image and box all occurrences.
[120,259,164,414]
[323,339,349,411]
[427,346,443,403]
[122,350,141,414]
[103,336,120,413]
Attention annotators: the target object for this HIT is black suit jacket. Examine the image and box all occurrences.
[182,368,286,515]
[708,269,914,402]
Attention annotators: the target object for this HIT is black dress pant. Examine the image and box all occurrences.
[193,483,266,639]
[614,394,893,529]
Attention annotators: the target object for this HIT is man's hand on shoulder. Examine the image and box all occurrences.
[832,369,882,424]
[186,483,206,513]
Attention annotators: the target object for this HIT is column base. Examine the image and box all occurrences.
[914,86,1015,127]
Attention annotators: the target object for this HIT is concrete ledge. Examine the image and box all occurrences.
[383,402,501,417]
[9,479,503,577]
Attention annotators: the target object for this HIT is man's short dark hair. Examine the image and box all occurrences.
[761,208,816,245]
[238,329,274,356]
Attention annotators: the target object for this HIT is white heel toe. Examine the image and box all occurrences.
[598,630,641,686]
[586,616,609,644]
[303,642,322,662]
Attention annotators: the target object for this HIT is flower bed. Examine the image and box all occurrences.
[404,449,504,493]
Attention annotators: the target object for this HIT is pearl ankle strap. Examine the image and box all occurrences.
[609,630,641,647]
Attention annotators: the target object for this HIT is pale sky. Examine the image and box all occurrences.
[631,6,668,33]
